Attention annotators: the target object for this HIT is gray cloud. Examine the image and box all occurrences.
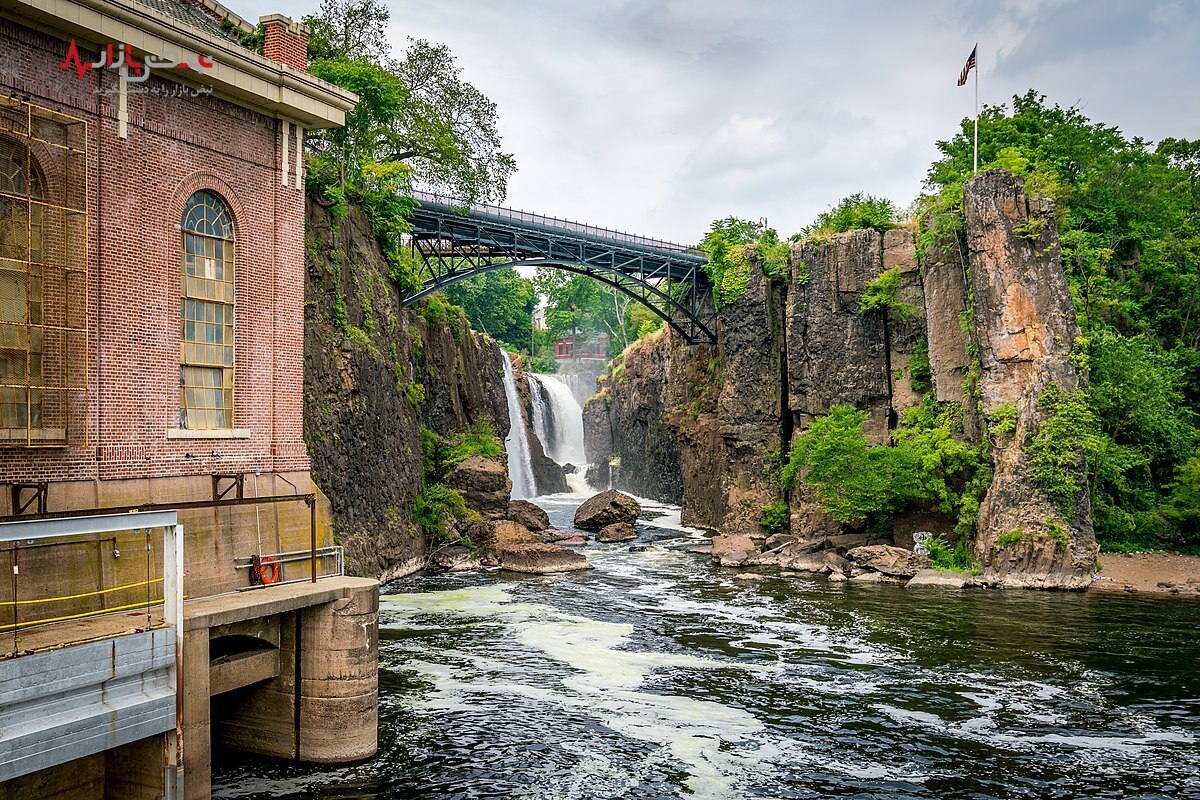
[239,0,1199,243]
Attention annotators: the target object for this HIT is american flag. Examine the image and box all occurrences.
[957,45,977,86]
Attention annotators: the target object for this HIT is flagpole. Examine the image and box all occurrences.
[973,43,979,174]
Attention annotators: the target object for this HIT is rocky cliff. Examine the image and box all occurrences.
[584,169,1098,588]
[304,198,514,580]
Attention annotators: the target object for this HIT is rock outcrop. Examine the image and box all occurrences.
[574,489,641,531]
[846,545,929,579]
[963,169,1097,589]
[585,168,1098,589]
[710,534,758,567]
[788,229,892,443]
[508,499,550,531]
[584,330,691,501]
[444,456,511,521]
[597,522,638,543]
[469,519,590,574]
[304,198,509,580]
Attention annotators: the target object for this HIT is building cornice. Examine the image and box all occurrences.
[4,0,357,128]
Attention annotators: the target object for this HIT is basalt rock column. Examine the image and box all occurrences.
[786,229,891,539]
[964,169,1098,588]
[787,229,891,443]
[882,229,926,418]
[714,252,786,536]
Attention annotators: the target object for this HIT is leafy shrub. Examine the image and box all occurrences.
[926,536,980,574]
[699,217,790,308]
[413,484,470,539]
[784,399,988,535]
[782,406,896,525]
[987,403,1019,438]
[1028,384,1098,518]
[404,382,425,408]
[859,267,902,313]
[909,338,932,394]
[801,193,899,239]
[759,500,789,533]
[996,528,1025,548]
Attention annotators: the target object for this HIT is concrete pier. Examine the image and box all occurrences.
[182,577,378,798]
[0,577,378,800]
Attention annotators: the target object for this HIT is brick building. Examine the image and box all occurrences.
[0,2,373,798]
[0,0,356,576]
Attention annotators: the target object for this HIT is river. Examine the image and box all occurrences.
[213,491,1200,800]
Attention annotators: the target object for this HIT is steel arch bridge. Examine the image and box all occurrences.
[403,191,717,344]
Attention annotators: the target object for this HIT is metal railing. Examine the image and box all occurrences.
[233,545,344,591]
[411,189,702,255]
[0,510,183,654]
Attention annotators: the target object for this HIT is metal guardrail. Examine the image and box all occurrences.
[0,511,182,643]
[233,546,344,591]
[411,189,702,255]
[0,510,185,796]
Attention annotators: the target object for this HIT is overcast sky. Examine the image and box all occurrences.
[240,0,1199,244]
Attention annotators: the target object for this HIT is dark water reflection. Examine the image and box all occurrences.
[213,495,1200,800]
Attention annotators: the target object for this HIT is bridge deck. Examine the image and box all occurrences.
[406,191,717,343]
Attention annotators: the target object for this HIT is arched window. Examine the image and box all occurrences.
[180,190,234,429]
[0,138,45,432]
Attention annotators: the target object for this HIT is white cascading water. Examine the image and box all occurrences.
[528,373,591,493]
[500,353,536,499]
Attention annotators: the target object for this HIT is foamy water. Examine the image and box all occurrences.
[213,496,1200,800]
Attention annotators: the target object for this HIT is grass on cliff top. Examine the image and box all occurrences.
[442,421,505,467]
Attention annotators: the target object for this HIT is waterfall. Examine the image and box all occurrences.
[528,373,590,493]
[499,353,536,499]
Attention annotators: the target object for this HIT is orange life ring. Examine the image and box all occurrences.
[253,555,281,585]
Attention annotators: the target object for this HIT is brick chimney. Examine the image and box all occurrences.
[260,14,308,71]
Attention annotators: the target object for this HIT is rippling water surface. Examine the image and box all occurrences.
[213,493,1200,799]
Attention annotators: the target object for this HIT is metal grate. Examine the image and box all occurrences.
[0,97,88,448]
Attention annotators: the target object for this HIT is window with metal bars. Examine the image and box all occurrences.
[180,190,235,430]
[0,96,88,447]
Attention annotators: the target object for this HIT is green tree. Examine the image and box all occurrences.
[442,269,537,352]
[923,90,1200,550]
[303,0,515,205]
[304,0,391,62]
[534,270,649,356]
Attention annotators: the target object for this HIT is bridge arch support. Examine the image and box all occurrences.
[403,193,717,344]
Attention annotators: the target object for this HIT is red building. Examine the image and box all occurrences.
[0,7,368,797]
[0,0,353,514]
[555,332,609,360]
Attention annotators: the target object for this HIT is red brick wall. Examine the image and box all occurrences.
[0,19,311,486]
[262,19,308,72]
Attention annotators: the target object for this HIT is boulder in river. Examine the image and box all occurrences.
[781,554,830,573]
[574,489,641,531]
[467,519,591,573]
[847,545,929,578]
[430,545,478,572]
[500,543,591,574]
[508,499,550,531]
[906,569,971,589]
[540,528,586,543]
[598,522,638,543]
[710,534,759,567]
[444,456,511,520]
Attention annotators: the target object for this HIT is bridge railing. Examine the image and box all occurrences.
[411,189,703,256]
